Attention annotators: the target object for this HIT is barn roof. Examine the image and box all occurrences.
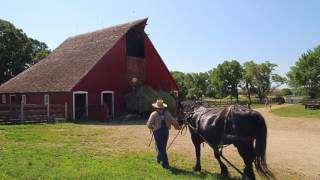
[0,18,148,93]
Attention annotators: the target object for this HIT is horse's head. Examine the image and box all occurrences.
[176,100,202,126]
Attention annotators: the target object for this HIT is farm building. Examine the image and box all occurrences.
[0,18,178,121]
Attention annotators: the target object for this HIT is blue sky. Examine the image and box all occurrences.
[2,0,320,76]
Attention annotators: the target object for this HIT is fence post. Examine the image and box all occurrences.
[20,101,24,123]
[47,103,50,122]
[64,102,68,121]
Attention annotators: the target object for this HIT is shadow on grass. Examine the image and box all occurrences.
[169,166,241,180]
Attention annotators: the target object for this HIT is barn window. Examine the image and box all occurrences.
[126,28,144,58]
[44,94,50,105]
[1,95,6,104]
[22,95,26,105]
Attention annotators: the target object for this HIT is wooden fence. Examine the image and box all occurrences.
[205,99,265,107]
[0,103,67,124]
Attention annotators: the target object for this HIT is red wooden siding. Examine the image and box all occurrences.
[144,33,179,91]
[72,36,130,119]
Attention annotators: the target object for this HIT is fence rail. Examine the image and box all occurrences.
[205,99,265,107]
[0,103,67,124]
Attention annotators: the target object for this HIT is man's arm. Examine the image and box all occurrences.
[167,112,181,130]
[146,112,155,130]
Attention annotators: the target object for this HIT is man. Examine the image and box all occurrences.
[147,99,181,169]
[265,97,272,111]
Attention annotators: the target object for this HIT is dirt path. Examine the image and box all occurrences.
[97,104,320,179]
[258,105,320,179]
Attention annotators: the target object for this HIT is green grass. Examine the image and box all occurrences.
[250,104,266,109]
[0,122,304,179]
[271,104,320,119]
[0,123,239,180]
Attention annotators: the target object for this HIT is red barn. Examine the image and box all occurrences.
[0,18,178,120]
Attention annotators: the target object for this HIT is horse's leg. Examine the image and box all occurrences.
[191,132,202,171]
[213,147,229,177]
[236,142,256,180]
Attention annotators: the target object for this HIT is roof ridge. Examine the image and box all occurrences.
[67,17,148,41]
[68,17,148,91]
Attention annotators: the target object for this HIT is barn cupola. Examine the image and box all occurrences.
[126,18,148,84]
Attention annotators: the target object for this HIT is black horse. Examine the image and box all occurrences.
[178,101,274,180]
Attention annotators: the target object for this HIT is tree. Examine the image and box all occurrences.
[254,62,278,101]
[171,71,187,99]
[0,19,50,84]
[280,88,293,96]
[271,74,287,92]
[29,38,51,65]
[171,71,211,100]
[209,60,243,101]
[287,46,320,98]
[242,61,258,105]
[242,61,285,102]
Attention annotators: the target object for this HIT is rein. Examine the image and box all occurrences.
[166,123,188,150]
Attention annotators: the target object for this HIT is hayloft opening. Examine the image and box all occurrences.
[126,28,144,58]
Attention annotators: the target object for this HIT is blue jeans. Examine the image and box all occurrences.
[154,127,169,168]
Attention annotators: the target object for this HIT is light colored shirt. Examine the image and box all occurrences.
[147,111,181,131]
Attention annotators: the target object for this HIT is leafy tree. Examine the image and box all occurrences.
[242,61,285,102]
[254,61,283,101]
[209,60,243,101]
[29,38,51,65]
[171,71,210,99]
[0,19,50,84]
[280,88,293,96]
[271,74,287,91]
[183,73,206,99]
[242,61,258,105]
[287,46,320,98]
[208,68,226,98]
[171,71,187,99]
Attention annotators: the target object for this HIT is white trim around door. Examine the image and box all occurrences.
[101,91,114,119]
[73,91,88,120]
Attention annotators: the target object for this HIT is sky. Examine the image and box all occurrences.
[1,0,320,76]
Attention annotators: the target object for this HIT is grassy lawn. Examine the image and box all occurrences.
[271,104,320,119]
[250,104,265,109]
[0,123,238,180]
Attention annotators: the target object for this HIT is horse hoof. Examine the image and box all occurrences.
[221,169,229,177]
[193,165,201,172]
[221,172,229,178]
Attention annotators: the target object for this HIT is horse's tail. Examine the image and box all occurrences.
[253,112,275,179]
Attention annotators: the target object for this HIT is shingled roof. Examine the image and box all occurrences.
[0,18,148,93]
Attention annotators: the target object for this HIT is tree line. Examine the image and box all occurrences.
[172,45,320,102]
[171,61,286,103]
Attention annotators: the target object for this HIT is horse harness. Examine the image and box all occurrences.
[189,105,254,145]
[185,105,254,176]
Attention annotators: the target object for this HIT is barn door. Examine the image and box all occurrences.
[73,92,88,120]
[10,95,16,104]
[101,91,114,119]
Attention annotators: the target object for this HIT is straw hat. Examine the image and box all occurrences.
[152,99,168,109]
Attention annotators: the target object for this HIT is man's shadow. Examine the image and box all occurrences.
[168,166,242,180]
